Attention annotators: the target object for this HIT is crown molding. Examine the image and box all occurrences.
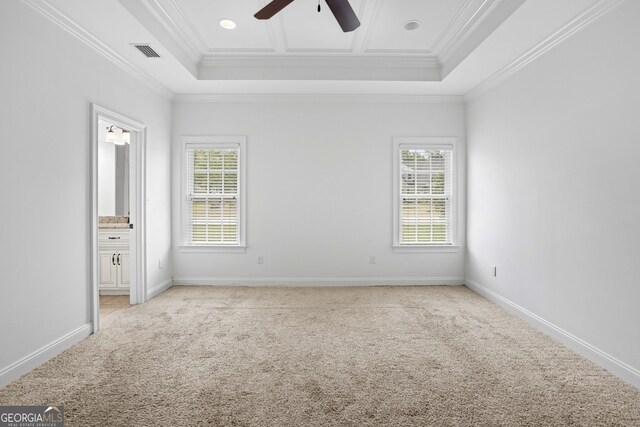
[429,0,477,54]
[465,0,628,101]
[206,47,277,54]
[363,48,432,55]
[163,0,209,52]
[198,55,442,81]
[440,0,527,78]
[438,0,503,65]
[351,0,383,54]
[139,0,202,62]
[173,93,465,104]
[118,0,198,77]
[199,55,441,68]
[21,0,174,100]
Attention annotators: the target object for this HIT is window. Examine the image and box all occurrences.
[393,137,457,251]
[182,137,246,251]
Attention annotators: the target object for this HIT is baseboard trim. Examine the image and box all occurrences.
[98,289,130,296]
[147,278,173,300]
[0,323,92,389]
[465,279,640,389]
[173,276,465,286]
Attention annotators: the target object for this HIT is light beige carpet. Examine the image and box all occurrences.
[1,285,639,426]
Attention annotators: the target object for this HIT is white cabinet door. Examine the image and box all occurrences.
[98,231,131,291]
[117,251,130,288]
[98,250,117,288]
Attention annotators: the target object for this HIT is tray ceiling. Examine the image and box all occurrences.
[120,0,526,81]
[27,0,616,96]
[163,0,473,55]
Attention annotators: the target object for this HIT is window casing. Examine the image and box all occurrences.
[182,137,246,250]
[393,137,457,251]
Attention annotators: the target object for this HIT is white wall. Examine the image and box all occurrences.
[172,101,466,284]
[0,1,172,375]
[466,1,640,383]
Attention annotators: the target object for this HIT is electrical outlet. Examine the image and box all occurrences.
[491,266,497,277]
[158,260,163,270]
[257,256,264,265]
[370,256,376,264]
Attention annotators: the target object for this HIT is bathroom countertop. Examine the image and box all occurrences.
[99,216,130,229]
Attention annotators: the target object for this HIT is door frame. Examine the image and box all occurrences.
[90,104,147,333]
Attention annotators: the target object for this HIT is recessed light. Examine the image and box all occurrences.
[219,19,237,30]
[405,20,420,31]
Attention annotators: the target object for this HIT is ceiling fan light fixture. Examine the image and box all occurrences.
[219,19,237,30]
[404,20,420,31]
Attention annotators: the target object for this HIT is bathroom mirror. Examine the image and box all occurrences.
[98,120,130,216]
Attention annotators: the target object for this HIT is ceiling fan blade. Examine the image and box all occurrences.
[254,0,296,20]
[325,0,360,32]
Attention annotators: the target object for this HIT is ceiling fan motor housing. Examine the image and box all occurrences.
[255,0,361,33]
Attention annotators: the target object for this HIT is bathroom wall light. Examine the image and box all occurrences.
[105,125,129,145]
[113,132,125,146]
[105,125,116,143]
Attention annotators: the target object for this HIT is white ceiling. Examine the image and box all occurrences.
[33,0,611,97]
[157,0,477,56]
[125,0,527,82]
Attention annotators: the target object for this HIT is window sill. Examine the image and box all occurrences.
[392,245,460,253]
[179,245,247,254]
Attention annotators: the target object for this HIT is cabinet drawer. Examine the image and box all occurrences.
[99,230,130,245]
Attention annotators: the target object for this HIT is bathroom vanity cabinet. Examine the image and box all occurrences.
[98,229,130,293]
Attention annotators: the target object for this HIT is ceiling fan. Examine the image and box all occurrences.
[255,0,361,33]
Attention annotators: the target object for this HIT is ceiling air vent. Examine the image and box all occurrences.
[133,44,160,58]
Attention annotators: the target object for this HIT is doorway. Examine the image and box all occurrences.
[90,104,147,333]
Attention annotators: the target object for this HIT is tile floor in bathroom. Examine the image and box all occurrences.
[99,295,132,320]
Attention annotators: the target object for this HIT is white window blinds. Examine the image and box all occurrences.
[185,144,240,245]
[399,146,453,245]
